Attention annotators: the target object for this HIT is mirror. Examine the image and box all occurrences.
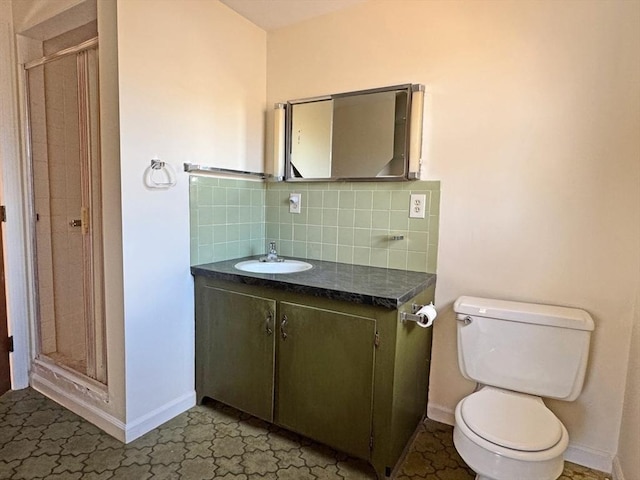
[283,84,423,182]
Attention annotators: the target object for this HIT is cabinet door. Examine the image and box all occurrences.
[200,287,276,422]
[276,302,376,460]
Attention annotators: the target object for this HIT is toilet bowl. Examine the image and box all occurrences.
[452,296,594,480]
[453,386,568,480]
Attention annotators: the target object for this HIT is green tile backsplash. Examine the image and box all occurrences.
[190,177,440,273]
[190,177,265,265]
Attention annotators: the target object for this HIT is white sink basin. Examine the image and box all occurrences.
[234,259,313,274]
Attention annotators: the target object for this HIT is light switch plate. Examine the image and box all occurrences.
[289,193,301,214]
[409,194,426,218]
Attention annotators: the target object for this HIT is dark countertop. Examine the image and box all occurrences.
[191,256,436,309]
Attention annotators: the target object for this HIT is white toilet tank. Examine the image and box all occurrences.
[454,296,594,401]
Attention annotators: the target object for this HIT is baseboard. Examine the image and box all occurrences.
[427,401,613,475]
[125,391,196,443]
[32,362,196,444]
[426,401,455,426]
[32,370,126,442]
[611,456,625,480]
[565,443,613,474]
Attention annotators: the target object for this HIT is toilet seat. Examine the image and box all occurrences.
[459,387,563,452]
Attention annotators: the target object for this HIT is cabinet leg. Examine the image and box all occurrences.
[372,464,393,480]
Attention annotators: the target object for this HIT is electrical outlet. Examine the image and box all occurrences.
[289,193,301,214]
[409,194,426,219]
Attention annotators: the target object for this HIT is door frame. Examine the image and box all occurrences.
[0,223,11,395]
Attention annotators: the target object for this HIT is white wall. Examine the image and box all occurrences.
[115,0,266,433]
[267,0,640,471]
[0,0,30,390]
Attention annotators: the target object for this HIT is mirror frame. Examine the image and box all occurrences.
[283,84,424,182]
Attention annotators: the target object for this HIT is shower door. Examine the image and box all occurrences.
[25,39,106,384]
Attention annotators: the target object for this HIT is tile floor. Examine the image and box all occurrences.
[0,388,610,479]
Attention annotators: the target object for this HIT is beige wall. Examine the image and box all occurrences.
[12,0,95,40]
[616,292,639,480]
[268,0,640,470]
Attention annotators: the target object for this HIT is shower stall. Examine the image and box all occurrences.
[24,31,106,386]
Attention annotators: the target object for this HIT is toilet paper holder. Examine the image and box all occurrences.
[400,303,433,324]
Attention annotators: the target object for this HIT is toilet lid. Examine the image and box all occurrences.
[460,388,563,452]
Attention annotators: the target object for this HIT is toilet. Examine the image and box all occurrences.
[452,296,594,480]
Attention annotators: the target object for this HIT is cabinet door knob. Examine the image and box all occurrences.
[280,315,288,339]
[265,313,273,335]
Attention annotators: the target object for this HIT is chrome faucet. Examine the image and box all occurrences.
[261,241,283,262]
[267,241,278,261]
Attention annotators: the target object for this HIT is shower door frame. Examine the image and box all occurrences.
[23,37,107,387]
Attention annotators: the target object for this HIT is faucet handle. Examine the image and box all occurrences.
[269,241,277,253]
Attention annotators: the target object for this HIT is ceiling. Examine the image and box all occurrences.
[219,0,367,31]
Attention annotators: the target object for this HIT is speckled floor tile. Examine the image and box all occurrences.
[0,389,611,479]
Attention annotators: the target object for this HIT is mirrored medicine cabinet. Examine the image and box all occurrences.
[278,84,424,182]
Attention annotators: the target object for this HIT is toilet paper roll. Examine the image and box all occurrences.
[415,302,437,328]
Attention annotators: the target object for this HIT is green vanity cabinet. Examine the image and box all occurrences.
[194,274,435,479]
[276,302,376,460]
[195,286,276,422]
